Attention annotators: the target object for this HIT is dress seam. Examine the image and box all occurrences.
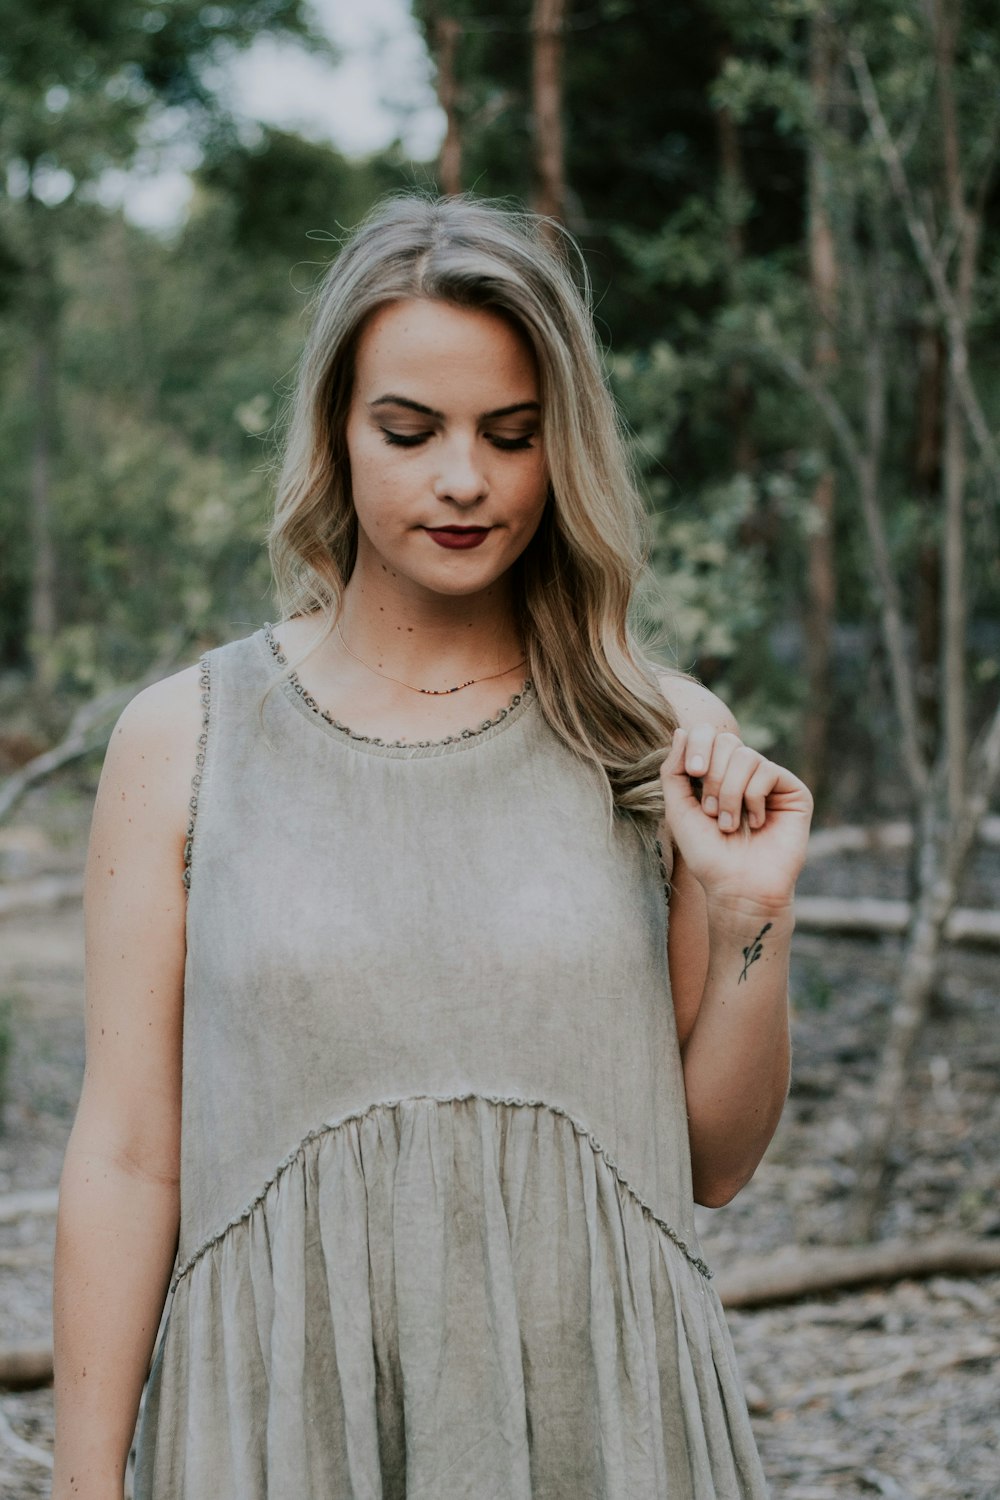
[171,1091,712,1290]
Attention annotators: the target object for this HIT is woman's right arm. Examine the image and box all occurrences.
[51,662,205,1500]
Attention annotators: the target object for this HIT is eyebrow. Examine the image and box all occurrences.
[369,394,541,421]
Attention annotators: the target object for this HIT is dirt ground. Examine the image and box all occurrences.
[1,772,997,1499]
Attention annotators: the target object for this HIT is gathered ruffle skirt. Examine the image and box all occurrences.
[135,1094,768,1499]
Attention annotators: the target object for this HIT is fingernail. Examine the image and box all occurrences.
[703,795,718,814]
[689,756,705,774]
[718,810,733,830]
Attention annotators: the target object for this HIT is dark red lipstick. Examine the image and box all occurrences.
[425,526,492,549]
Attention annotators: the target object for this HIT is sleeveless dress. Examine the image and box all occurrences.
[133,623,771,1499]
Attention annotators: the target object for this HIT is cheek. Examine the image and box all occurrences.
[513,456,550,518]
[348,436,410,522]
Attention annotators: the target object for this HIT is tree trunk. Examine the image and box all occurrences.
[913,323,944,763]
[432,15,463,196]
[26,188,60,697]
[716,1234,1000,1309]
[28,334,58,685]
[530,0,567,236]
[716,41,755,477]
[845,700,1000,1239]
[935,0,972,823]
[802,5,839,803]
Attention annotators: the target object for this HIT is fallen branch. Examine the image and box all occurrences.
[0,1246,50,1270]
[770,1337,998,1411]
[0,873,84,919]
[793,895,1000,946]
[715,1233,1000,1308]
[0,630,187,825]
[0,1344,54,1393]
[806,814,1000,860]
[0,1400,53,1467]
[0,1189,59,1224]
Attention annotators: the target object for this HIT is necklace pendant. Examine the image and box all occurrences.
[419,681,472,695]
[336,619,524,695]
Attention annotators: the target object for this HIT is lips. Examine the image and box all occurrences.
[425,525,492,549]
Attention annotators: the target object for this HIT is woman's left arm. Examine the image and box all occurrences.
[657,677,814,1208]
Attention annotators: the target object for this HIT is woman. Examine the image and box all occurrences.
[52,194,812,1498]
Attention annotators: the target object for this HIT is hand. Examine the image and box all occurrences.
[659,724,814,914]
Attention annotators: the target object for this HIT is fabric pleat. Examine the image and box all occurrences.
[134,1095,769,1499]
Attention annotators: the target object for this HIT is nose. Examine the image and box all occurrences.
[432,434,489,505]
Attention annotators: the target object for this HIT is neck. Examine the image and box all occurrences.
[335,563,524,688]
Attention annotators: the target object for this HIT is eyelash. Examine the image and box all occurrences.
[380,430,536,452]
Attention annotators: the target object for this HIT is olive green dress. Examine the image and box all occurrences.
[133,623,771,1498]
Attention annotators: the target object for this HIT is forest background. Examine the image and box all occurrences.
[3,0,1000,807]
[0,2,998,1495]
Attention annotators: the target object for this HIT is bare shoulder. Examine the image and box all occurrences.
[92,660,208,879]
[654,666,740,735]
[118,659,206,738]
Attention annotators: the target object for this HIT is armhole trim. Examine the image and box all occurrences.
[653,836,673,903]
[182,654,212,893]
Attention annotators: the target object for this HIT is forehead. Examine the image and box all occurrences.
[352,298,539,399]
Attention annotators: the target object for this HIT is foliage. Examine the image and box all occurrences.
[0,0,998,816]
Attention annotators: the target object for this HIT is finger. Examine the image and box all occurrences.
[699,731,744,818]
[681,723,717,779]
[742,760,781,828]
[717,747,770,831]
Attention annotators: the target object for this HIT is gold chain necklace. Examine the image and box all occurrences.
[336,620,526,696]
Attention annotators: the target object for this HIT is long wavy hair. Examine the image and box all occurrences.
[265,193,681,857]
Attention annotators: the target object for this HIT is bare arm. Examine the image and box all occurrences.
[51,664,202,1499]
[660,673,812,1208]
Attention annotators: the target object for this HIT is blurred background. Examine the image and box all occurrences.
[0,2,998,1496]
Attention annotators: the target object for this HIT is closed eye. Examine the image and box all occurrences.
[488,433,536,451]
[380,430,431,448]
[380,429,537,452]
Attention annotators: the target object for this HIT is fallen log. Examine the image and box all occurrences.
[0,1343,54,1392]
[768,1337,998,1412]
[0,633,188,827]
[792,895,1000,946]
[0,1403,53,1469]
[806,814,1000,860]
[0,1188,59,1224]
[715,1233,1000,1308]
[0,872,84,919]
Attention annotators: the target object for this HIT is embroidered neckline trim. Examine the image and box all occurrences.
[261,620,534,751]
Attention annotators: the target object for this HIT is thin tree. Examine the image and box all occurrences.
[25,177,60,700]
[801,3,840,804]
[431,12,464,196]
[530,0,568,236]
[715,37,756,477]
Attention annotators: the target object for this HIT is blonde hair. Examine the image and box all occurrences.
[266,193,679,855]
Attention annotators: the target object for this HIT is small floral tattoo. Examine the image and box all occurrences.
[738,923,773,983]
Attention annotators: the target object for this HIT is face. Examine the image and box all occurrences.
[343,298,550,600]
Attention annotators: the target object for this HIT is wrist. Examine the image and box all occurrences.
[703,891,797,928]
